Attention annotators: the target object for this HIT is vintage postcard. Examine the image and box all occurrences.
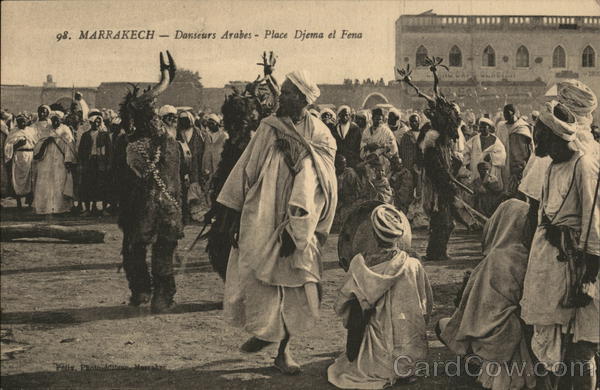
[1,0,599,388]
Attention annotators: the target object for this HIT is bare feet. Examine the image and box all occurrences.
[240,337,273,353]
[274,352,301,375]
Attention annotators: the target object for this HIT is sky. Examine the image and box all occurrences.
[1,0,599,88]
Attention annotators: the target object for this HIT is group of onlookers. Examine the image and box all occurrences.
[0,100,228,219]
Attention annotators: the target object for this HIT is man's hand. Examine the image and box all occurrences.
[13,139,27,150]
[257,51,276,76]
[279,228,296,257]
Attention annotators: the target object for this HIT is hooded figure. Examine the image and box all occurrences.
[438,199,538,390]
[328,204,432,389]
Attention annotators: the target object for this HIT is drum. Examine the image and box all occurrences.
[337,200,384,271]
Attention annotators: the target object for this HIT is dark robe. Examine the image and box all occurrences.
[331,122,362,168]
[78,129,112,202]
[177,127,204,185]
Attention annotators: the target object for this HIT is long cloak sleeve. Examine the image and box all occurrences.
[286,157,326,251]
[576,155,600,255]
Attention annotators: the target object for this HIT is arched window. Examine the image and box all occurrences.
[582,45,595,67]
[416,45,428,67]
[516,46,529,67]
[552,46,566,68]
[449,45,462,67]
[482,45,495,67]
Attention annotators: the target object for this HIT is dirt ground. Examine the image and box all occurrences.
[1,200,485,389]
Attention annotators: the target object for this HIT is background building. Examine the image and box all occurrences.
[395,12,600,120]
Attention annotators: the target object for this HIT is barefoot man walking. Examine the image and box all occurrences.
[217,69,337,374]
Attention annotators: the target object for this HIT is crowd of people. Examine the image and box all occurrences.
[1,54,598,390]
[0,95,228,220]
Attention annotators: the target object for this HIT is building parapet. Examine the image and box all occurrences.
[397,14,600,31]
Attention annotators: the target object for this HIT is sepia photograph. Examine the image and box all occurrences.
[1,0,599,388]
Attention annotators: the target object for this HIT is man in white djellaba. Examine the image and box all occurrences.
[4,114,38,208]
[32,111,76,215]
[217,69,337,375]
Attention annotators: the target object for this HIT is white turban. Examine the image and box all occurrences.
[206,113,220,123]
[371,204,411,249]
[388,107,401,119]
[38,105,51,113]
[478,117,494,128]
[286,70,320,104]
[557,79,598,119]
[88,109,102,120]
[539,100,578,145]
[355,109,371,120]
[158,105,177,117]
[337,105,351,116]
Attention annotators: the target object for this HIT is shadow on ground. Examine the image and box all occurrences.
[1,301,222,327]
[1,346,482,390]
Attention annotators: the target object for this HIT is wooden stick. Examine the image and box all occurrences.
[454,196,489,223]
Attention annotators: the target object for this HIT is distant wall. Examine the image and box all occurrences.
[41,87,97,108]
[1,86,43,113]
[2,80,586,122]
[1,86,97,113]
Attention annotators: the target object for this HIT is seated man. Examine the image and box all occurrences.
[472,161,502,217]
[328,204,433,389]
[364,153,393,204]
[437,199,538,390]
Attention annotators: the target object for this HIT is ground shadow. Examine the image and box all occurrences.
[1,301,222,327]
[0,354,482,389]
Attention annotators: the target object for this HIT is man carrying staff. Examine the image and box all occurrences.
[217,69,337,374]
[520,101,599,390]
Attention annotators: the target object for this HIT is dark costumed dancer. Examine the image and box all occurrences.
[204,52,280,280]
[396,58,463,261]
[116,51,184,313]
